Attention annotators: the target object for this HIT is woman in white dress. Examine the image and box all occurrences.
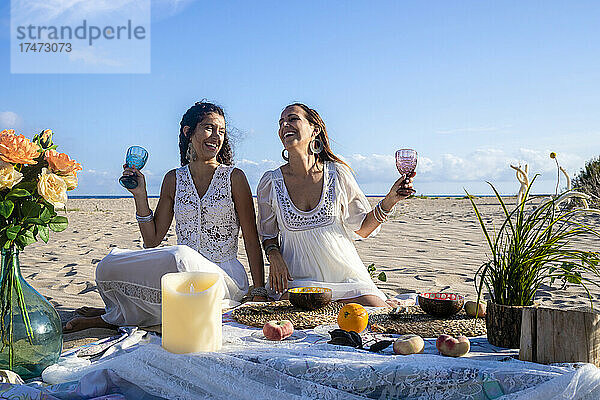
[66,102,265,331]
[257,103,415,307]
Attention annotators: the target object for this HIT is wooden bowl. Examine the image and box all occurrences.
[418,292,464,317]
[289,287,332,310]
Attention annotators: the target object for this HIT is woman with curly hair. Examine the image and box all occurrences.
[66,101,265,332]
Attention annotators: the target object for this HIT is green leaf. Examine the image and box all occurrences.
[6,188,31,199]
[40,207,53,223]
[13,181,37,194]
[16,229,36,247]
[378,272,387,282]
[25,218,44,225]
[21,200,41,218]
[48,216,68,232]
[566,272,582,284]
[41,200,56,215]
[0,200,14,218]
[6,225,20,240]
[38,225,49,243]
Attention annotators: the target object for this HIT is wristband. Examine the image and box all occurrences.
[263,243,280,256]
[136,210,154,223]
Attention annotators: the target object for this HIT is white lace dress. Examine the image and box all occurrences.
[96,164,249,327]
[257,161,386,301]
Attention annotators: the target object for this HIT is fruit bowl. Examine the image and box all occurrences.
[288,287,332,310]
[418,292,464,317]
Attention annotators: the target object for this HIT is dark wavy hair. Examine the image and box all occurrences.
[285,103,351,170]
[179,101,233,166]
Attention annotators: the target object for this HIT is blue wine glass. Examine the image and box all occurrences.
[119,146,148,189]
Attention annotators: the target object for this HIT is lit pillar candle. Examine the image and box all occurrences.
[161,272,225,353]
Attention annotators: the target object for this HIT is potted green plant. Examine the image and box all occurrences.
[467,178,600,348]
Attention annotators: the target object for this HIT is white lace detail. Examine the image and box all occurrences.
[273,161,336,231]
[174,164,239,263]
[47,324,600,400]
[96,280,161,304]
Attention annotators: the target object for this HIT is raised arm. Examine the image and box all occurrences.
[355,171,416,238]
[124,165,175,248]
[231,168,265,295]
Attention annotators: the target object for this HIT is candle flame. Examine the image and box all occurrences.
[190,283,195,293]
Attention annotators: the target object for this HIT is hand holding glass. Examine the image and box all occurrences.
[395,149,417,195]
[119,146,148,190]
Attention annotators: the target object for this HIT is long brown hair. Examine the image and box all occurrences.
[286,103,351,170]
[179,101,233,166]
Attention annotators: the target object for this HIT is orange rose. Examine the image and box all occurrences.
[0,134,40,165]
[37,168,67,208]
[0,129,15,136]
[44,149,82,175]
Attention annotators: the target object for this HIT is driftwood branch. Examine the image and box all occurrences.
[510,164,529,205]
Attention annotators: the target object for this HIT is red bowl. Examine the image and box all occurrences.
[418,292,464,317]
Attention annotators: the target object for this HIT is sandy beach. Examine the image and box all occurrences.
[17,197,600,349]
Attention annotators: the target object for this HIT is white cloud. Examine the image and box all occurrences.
[341,148,586,186]
[74,168,163,196]
[12,0,193,21]
[152,0,196,19]
[0,112,22,129]
[74,148,586,196]
[73,169,118,195]
[236,159,279,187]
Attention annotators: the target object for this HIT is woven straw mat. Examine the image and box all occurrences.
[232,302,486,336]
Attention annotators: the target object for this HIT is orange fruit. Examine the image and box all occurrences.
[337,303,369,333]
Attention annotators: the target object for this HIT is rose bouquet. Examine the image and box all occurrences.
[0,128,81,376]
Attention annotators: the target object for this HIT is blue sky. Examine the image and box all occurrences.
[0,0,599,196]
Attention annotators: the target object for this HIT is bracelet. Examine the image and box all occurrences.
[136,210,154,223]
[373,205,386,224]
[377,200,392,216]
[263,243,280,257]
[373,201,389,224]
[251,287,268,298]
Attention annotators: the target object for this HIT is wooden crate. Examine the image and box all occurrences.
[520,307,600,366]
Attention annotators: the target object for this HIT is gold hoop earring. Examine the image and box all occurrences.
[186,141,197,163]
[281,149,289,161]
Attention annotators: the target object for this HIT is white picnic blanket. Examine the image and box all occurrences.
[31,309,600,400]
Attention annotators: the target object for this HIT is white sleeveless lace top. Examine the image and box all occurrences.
[174,164,239,263]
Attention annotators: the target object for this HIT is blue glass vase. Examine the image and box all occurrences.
[0,247,62,380]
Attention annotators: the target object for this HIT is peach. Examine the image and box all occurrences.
[393,334,424,355]
[464,301,486,318]
[436,334,470,357]
[263,320,294,341]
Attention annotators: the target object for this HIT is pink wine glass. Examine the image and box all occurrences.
[395,149,418,176]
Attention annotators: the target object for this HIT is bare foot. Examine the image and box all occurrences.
[64,316,117,333]
[385,299,401,308]
[76,306,105,317]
